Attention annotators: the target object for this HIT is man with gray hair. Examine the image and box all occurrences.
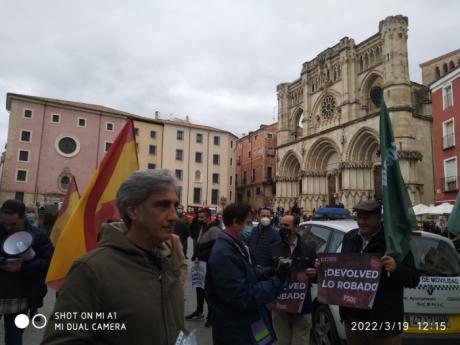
[42,169,185,345]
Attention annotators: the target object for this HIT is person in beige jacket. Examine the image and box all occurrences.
[41,169,185,345]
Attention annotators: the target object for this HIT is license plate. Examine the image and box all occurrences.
[406,314,450,327]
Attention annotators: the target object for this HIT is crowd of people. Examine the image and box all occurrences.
[0,169,424,345]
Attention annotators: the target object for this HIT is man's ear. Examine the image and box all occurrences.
[125,204,139,222]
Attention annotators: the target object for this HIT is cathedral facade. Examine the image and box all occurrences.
[275,15,434,212]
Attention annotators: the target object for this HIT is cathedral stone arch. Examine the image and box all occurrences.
[305,138,341,172]
[344,127,381,201]
[290,107,304,139]
[359,71,384,113]
[279,150,302,177]
[346,127,379,162]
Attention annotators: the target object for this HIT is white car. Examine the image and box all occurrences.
[299,220,460,345]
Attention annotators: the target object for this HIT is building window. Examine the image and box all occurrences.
[252,168,256,181]
[56,136,80,157]
[196,133,203,143]
[243,171,247,184]
[148,163,156,170]
[20,130,31,143]
[134,128,139,136]
[176,149,183,161]
[231,140,233,148]
[59,175,70,190]
[443,85,453,109]
[14,192,24,202]
[106,123,114,131]
[193,188,201,204]
[256,187,261,195]
[78,118,86,127]
[213,154,220,165]
[229,191,232,201]
[248,151,251,158]
[267,167,273,180]
[443,119,455,149]
[230,158,233,166]
[149,145,157,155]
[16,169,27,182]
[105,142,112,152]
[212,173,219,184]
[177,130,184,140]
[444,157,457,191]
[150,130,156,139]
[177,186,182,201]
[214,136,220,145]
[51,114,60,123]
[195,170,201,182]
[211,189,219,205]
[18,150,29,162]
[230,176,233,185]
[23,109,32,118]
[175,169,183,181]
[267,133,273,139]
[195,152,202,163]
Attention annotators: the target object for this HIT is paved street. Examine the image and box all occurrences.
[1,239,213,345]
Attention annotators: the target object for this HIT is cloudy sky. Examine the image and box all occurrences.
[1,0,459,150]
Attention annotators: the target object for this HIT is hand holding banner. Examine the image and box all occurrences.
[317,253,382,310]
[267,266,310,314]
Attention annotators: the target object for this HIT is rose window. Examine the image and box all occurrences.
[321,95,336,119]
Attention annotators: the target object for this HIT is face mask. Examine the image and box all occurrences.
[242,226,252,240]
[279,227,292,240]
[260,217,271,227]
[26,213,37,224]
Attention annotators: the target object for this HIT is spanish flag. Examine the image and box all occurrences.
[49,176,80,246]
[46,118,139,290]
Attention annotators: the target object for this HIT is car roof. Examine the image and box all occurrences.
[300,220,456,247]
[300,220,358,232]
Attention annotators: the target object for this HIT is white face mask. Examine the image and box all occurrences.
[260,217,271,227]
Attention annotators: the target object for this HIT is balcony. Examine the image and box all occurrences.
[266,148,276,157]
[441,176,458,192]
[443,134,455,150]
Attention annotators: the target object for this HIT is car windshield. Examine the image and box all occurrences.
[410,236,460,276]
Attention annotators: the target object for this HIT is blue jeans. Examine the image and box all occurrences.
[1,312,25,345]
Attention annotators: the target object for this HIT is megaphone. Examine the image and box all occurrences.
[3,231,35,261]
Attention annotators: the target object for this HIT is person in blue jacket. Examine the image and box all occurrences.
[205,203,290,345]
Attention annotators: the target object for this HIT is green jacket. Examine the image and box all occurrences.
[41,222,184,345]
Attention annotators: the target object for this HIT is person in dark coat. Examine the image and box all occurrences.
[0,199,53,345]
[186,208,220,325]
[206,203,290,345]
[269,215,317,345]
[174,206,189,257]
[339,200,420,345]
[247,208,280,267]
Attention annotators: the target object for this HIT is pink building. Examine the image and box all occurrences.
[0,93,131,206]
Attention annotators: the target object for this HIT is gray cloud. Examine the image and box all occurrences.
[1,0,459,149]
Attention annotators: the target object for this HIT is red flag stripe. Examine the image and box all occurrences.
[83,118,137,250]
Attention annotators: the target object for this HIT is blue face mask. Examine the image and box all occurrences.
[242,226,252,240]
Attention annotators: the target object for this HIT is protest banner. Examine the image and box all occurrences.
[317,253,382,309]
[190,261,207,289]
[267,262,310,314]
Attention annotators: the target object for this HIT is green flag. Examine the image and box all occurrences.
[447,193,460,235]
[380,99,417,262]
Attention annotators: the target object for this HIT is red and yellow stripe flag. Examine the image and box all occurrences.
[49,176,80,246]
[46,118,139,290]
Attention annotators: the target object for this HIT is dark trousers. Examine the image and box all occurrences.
[1,312,26,345]
[196,287,205,313]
